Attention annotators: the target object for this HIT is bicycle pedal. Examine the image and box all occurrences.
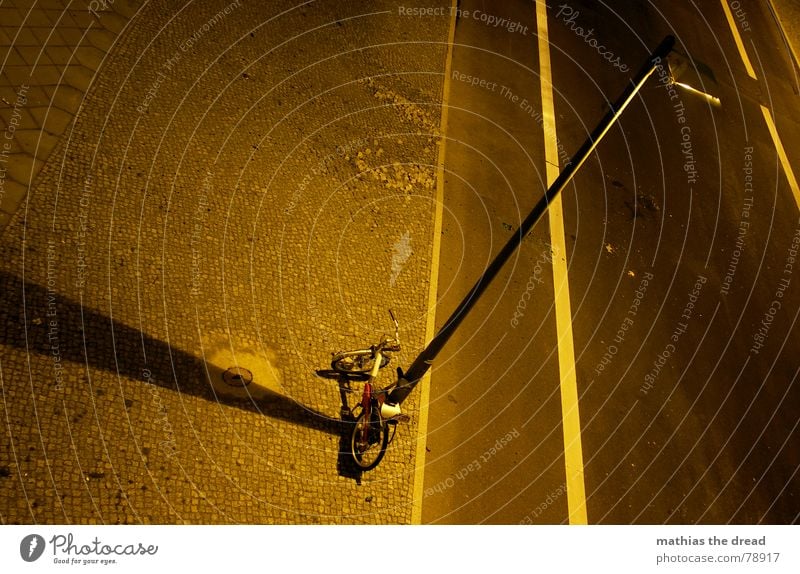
[391,414,411,424]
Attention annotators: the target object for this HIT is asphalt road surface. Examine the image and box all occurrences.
[421,0,800,524]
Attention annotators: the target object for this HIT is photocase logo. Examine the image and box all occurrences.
[20,534,46,562]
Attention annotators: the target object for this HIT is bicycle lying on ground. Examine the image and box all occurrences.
[330,310,409,470]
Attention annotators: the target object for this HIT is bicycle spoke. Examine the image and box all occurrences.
[350,412,388,470]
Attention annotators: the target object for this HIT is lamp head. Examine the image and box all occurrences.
[665,50,722,107]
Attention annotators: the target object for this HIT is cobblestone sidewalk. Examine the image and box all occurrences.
[0,0,138,230]
[0,0,450,524]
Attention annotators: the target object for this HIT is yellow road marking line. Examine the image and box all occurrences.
[721,3,800,213]
[535,0,588,525]
[720,0,757,79]
[761,105,800,210]
[766,0,800,75]
[411,0,457,525]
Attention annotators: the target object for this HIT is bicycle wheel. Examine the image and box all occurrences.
[350,411,389,471]
[331,352,389,374]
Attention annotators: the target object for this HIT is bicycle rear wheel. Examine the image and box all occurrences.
[350,411,389,470]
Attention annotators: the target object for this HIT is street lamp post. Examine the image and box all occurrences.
[389,35,676,404]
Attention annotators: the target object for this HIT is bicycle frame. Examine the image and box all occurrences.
[345,310,405,470]
[353,346,386,454]
[362,365,376,418]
